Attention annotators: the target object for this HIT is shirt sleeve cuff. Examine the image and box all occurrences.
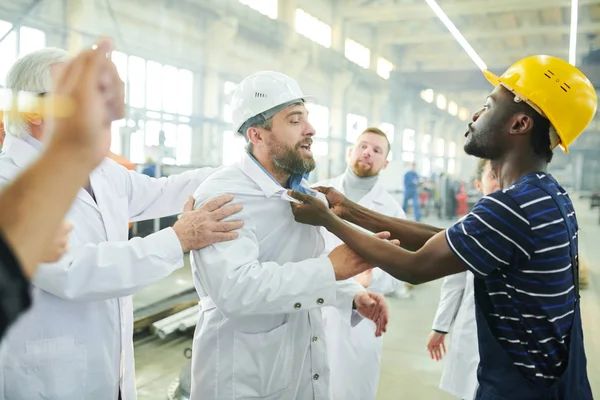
[144,227,184,263]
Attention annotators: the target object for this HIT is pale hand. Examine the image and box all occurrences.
[354,269,373,288]
[173,194,244,253]
[427,331,447,361]
[41,221,73,263]
[354,291,389,337]
[49,38,125,170]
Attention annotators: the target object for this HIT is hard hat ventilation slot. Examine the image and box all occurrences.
[560,86,568,93]
[254,92,267,98]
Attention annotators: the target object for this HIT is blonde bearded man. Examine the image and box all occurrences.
[317,127,407,400]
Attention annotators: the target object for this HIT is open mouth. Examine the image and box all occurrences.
[299,143,312,155]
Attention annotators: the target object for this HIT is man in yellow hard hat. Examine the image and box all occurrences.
[287,55,597,399]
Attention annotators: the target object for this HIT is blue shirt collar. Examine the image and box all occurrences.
[246,152,310,194]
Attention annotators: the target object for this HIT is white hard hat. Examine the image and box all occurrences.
[231,71,314,135]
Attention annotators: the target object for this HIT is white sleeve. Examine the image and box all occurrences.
[191,194,339,319]
[123,165,219,222]
[431,271,467,333]
[32,227,184,301]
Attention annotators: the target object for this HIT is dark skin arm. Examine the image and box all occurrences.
[290,190,466,284]
[314,187,442,252]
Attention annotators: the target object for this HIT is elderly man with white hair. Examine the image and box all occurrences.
[0,48,243,400]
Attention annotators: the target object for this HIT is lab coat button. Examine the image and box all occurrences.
[316,298,324,305]
[294,302,302,309]
[312,336,318,342]
[313,374,319,380]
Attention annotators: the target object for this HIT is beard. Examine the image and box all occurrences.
[351,160,379,177]
[464,126,503,160]
[268,136,315,175]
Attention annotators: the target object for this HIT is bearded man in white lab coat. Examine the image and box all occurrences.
[189,71,390,400]
[317,127,407,400]
[0,48,243,400]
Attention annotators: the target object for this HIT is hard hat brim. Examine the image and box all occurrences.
[482,69,501,88]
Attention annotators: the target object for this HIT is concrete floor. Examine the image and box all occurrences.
[134,197,600,399]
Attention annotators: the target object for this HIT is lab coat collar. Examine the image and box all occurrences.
[240,152,317,199]
[1,134,100,210]
[1,134,41,169]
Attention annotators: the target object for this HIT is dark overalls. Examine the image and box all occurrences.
[473,180,593,400]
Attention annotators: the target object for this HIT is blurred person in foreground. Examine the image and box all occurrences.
[0,47,242,399]
[427,158,499,400]
[0,39,123,340]
[317,127,407,400]
[288,56,596,399]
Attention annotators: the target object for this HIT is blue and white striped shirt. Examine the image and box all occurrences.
[446,172,577,383]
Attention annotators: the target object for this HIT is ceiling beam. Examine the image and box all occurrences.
[341,0,598,23]
[382,22,600,45]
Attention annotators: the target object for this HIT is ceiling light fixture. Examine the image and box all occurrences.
[424,0,487,71]
[569,0,579,65]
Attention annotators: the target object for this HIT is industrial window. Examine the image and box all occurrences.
[402,128,416,152]
[421,134,431,154]
[222,130,246,165]
[436,94,447,110]
[448,141,456,158]
[345,39,370,69]
[312,140,329,157]
[448,101,458,116]
[129,121,145,164]
[420,89,434,103]
[346,113,368,142]
[306,102,330,138]
[160,65,179,114]
[402,152,415,163]
[295,9,332,48]
[435,157,445,171]
[110,119,126,155]
[447,158,456,175]
[435,138,445,157]
[146,61,163,111]
[128,56,146,108]
[377,57,393,80]
[177,69,193,116]
[19,26,45,57]
[0,21,17,86]
[378,122,395,143]
[422,158,431,176]
[239,0,278,19]
[224,81,237,95]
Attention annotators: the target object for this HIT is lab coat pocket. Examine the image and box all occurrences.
[3,346,87,399]
[233,322,293,399]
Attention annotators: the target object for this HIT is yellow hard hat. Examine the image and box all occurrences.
[482,55,597,153]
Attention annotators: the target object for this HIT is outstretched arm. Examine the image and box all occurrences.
[314,187,442,251]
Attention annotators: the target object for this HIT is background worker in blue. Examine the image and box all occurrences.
[402,162,421,221]
[288,55,596,399]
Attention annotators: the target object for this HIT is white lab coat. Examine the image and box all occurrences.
[316,173,406,400]
[0,135,216,400]
[432,271,478,400]
[189,153,366,400]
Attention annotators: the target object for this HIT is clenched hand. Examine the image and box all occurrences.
[173,194,244,253]
[354,291,389,336]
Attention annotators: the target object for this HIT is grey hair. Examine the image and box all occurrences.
[4,47,73,138]
[243,116,273,153]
